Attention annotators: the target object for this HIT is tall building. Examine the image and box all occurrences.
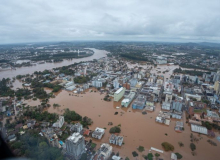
[66,133,85,160]
[113,78,119,89]
[114,87,125,102]
[92,79,103,88]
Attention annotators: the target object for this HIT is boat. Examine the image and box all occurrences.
[116,106,120,109]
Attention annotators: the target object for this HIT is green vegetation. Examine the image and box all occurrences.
[91,143,97,149]
[161,142,174,151]
[146,153,154,160]
[43,83,62,92]
[63,109,82,123]
[120,53,148,61]
[174,68,210,76]
[0,78,14,97]
[32,88,49,99]
[155,153,160,159]
[74,76,90,84]
[178,142,184,147]
[175,153,183,159]
[132,151,138,157]
[9,130,64,160]
[23,111,58,122]
[109,126,121,133]
[80,116,93,127]
[125,157,130,160]
[190,143,196,151]
[137,146,145,152]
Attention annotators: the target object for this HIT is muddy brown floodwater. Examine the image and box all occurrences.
[36,89,220,160]
[0,48,108,80]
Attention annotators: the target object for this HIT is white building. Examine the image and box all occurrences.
[113,78,120,89]
[156,56,167,64]
[53,116,64,128]
[97,143,112,160]
[114,87,126,102]
[92,80,102,88]
[92,127,105,139]
[70,122,83,133]
[109,134,123,146]
[66,133,85,160]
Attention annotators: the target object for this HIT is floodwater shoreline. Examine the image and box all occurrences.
[0,48,108,80]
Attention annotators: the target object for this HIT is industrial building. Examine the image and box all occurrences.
[66,133,85,160]
[132,95,146,110]
[114,87,125,102]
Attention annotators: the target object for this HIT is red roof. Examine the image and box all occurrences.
[84,129,90,135]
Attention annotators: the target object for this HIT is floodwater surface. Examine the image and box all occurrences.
[44,89,220,160]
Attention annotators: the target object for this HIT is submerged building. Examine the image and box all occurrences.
[121,92,135,107]
[109,134,123,146]
[132,95,146,110]
[114,87,125,102]
[96,143,112,160]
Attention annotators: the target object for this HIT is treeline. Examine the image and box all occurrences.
[180,64,212,71]
[174,68,210,76]
[0,78,14,97]
[23,111,58,122]
[120,53,148,61]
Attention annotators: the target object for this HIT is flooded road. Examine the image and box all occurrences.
[42,89,220,160]
[0,48,108,80]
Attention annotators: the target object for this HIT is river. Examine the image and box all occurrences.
[0,48,108,80]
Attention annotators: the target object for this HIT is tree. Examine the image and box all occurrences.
[175,153,183,159]
[190,143,196,151]
[109,126,121,133]
[147,153,154,160]
[155,153,160,159]
[137,146,144,152]
[132,151,138,157]
[161,142,174,151]
[125,157,130,160]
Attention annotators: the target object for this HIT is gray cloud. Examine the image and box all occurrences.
[0,0,220,43]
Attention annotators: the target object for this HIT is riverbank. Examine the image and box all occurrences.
[0,48,108,80]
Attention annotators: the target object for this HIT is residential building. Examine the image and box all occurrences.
[96,143,112,160]
[66,133,85,160]
[109,134,123,146]
[114,87,125,102]
[92,80,103,88]
[132,95,146,110]
[70,122,83,133]
[53,116,64,128]
[113,78,120,89]
[121,92,135,107]
[92,127,105,139]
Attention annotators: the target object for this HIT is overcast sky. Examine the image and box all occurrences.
[1,0,220,44]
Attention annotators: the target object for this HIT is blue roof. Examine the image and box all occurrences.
[59,141,64,145]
